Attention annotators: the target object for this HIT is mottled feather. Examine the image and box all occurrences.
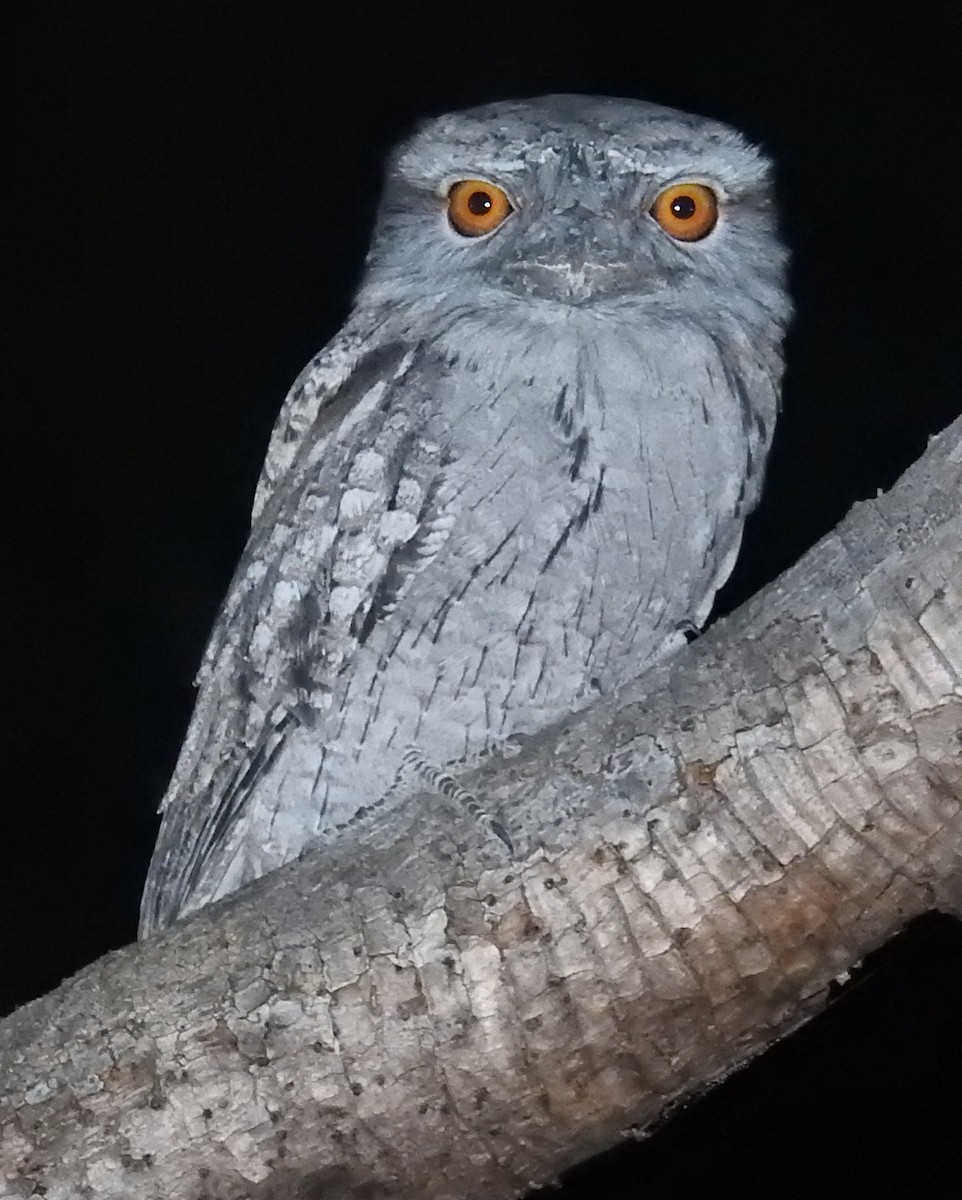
[140,95,790,935]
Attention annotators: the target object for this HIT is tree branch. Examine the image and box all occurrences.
[3,419,960,1200]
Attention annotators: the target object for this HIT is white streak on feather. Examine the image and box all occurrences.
[348,449,386,486]
[377,510,418,547]
[329,585,363,624]
[395,478,423,508]
[339,487,378,525]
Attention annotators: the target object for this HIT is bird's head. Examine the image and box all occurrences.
[358,94,788,330]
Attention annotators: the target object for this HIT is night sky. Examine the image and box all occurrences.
[8,5,961,1196]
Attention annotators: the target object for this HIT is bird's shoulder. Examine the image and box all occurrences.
[252,307,404,524]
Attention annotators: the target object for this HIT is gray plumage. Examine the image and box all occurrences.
[140,94,790,936]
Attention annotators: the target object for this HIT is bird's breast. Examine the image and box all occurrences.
[343,316,752,753]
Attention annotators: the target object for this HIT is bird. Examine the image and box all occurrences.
[139,94,791,936]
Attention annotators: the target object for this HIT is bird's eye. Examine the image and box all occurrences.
[649,182,719,242]
[447,179,514,237]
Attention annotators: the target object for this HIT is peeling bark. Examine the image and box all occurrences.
[2,418,960,1200]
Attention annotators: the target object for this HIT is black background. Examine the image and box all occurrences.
[8,5,962,1196]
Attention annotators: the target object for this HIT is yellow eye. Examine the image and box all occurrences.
[649,182,719,242]
[447,179,514,237]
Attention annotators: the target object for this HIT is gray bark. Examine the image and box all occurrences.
[2,418,960,1200]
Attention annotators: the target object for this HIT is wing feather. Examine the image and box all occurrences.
[251,308,388,523]
[140,335,451,934]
